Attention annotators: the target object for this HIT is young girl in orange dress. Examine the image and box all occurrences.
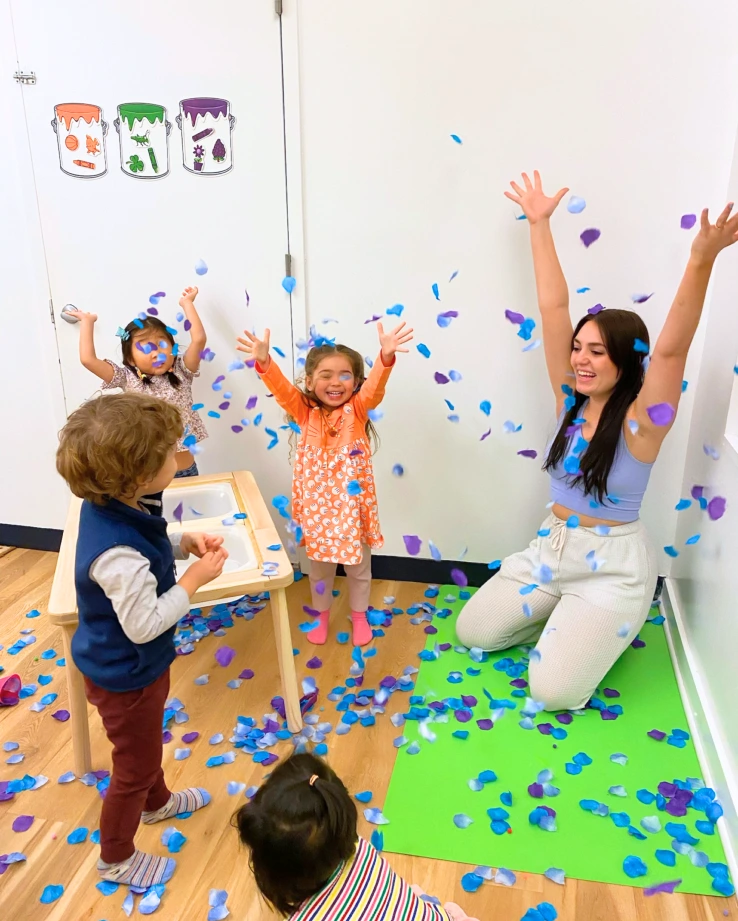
[237,321,413,647]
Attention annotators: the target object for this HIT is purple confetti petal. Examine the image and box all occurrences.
[403,535,422,556]
[239,669,255,680]
[162,730,173,744]
[477,719,493,730]
[537,723,553,735]
[707,496,726,521]
[181,731,199,744]
[434,372,450,385]
[12,815,34,832]
[588,303,605,315]
[455,709,473,723]
[648,729,667,741]
[306,657,323,669]
[680,214,697,230]
[644,879,682,896]
[528,783,544,799]
[601,709,619,720]
[173,502,183,524]
[646,403,675,427]
[424,625,438,635]
[505,310,525,325]
[631,638,646,649]
[517,449,538,459]
[580,228,601,248]
[214,646,236,668]
[658,782,678,798]
[603,688,620,698]
[461,695,478,707]
[450,568,468,588]
[555,713,573,725]
[51,710,70,722]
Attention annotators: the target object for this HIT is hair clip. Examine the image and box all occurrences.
[308,774,318,786]
[115,327,130,341]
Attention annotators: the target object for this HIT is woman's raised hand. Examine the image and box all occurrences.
[691,203,738,264]
[236,328,270,365]
[504,171,569,224]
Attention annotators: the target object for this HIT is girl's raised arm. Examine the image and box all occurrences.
[65,310,115,383]
[356,321,413,413]
[632,203,738,447]
[180,286,207,373]
[237,328,307,421]
[505,171,572,415]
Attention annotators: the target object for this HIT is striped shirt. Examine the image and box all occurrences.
[291,837,450,920]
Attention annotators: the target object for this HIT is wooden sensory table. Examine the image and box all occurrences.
[48,470,301,775]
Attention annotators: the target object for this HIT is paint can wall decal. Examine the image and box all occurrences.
[51,103,108,178]
[113,103,172,179]
[176,97,236,175]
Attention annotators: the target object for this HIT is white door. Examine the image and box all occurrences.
[11,0,297,517]
[0,8,69,531]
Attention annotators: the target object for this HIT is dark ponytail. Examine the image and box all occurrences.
[232,753,357,917]
[543,310,649,503]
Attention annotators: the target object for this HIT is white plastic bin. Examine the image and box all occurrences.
[173,526,258,576]
[163,483,238,524]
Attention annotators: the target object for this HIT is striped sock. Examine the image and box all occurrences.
[97,849,176,888]
[141,787,211,824]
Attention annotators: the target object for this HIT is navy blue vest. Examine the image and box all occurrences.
[73,498,178,692]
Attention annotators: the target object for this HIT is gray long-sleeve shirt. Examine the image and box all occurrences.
[88,533,190,644]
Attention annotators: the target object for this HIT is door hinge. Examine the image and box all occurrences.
[275,0,282,16]
[49,298,56,326]
[13,71,36,85]
[285,253,292,276]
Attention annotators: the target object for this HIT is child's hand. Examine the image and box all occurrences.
[690,204,738,264]
[236,328,271,365]
[66,309,97,323]
[179,286,199,308]
[185,548,228,588]
[504,170,569,224]
[377,321,413,364]
[180,532,225,558]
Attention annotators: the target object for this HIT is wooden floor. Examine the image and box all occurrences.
[0,547,734,921]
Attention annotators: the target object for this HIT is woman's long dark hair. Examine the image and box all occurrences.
[543,310,649,503]
[121,316,181,389]
[232,753,357,917]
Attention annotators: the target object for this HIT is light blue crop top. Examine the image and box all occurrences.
[547,408,653,523]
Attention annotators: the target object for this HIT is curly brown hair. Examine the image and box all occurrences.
[56,393,183,505]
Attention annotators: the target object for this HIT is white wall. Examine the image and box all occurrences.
[290,0,738,565]
[668,136,738,855]
[0,14,69,530]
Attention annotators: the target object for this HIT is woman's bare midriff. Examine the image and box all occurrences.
[551,503,627,529]
[176,450,195,471]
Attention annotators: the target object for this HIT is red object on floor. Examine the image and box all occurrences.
[0,674,21,706]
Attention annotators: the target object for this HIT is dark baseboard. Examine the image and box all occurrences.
[336,554,497,588]
[0,524,63,553]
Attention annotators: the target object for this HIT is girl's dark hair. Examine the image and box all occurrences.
[121,317,181,389]
[232,753,357,917]
[543,309,649,503]
[288,344,379,454]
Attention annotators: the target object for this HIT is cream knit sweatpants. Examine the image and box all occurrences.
[456,514,658,712]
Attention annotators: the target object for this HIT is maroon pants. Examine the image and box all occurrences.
[84,669,172,864]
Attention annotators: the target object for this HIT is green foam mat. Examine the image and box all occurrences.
[382,587,730,896]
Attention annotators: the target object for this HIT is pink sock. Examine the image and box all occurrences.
[351,611,373,647]
[309,610,330,645]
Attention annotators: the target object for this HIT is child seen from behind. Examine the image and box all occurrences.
[234,753,480,920]
[56,393,228,888]
[236,322,412,647]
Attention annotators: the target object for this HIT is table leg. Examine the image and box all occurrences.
[60,624,92,775]
[271,587,303,733]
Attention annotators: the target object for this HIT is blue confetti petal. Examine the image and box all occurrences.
[371,829,384,852]
[450,134,463,145]
[461,872,484,893]
[40,885,64,904]
[66,826,89,844]
[623,855,648,878]
[364,808,389,825]
[355,791,373,803]
[281,275,296,293]
[432,283,440,300]
[453,813,474,829]
[417,343,431,358]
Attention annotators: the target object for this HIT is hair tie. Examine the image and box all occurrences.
[308,774,318,786]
